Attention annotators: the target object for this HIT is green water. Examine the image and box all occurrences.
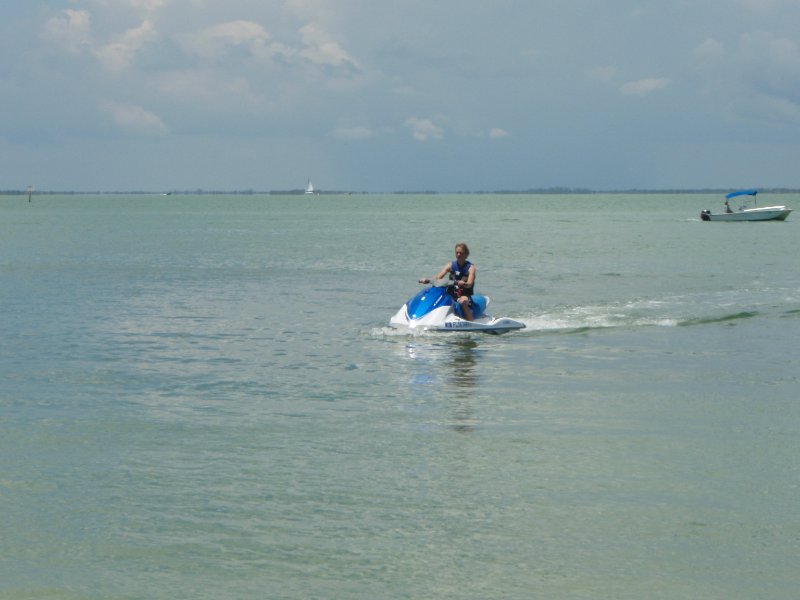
[1,193,798,599]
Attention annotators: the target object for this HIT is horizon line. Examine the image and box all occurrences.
[4,187,800,196]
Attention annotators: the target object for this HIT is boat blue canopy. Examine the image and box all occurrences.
[726,189,757,199]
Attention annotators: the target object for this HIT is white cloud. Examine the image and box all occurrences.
[178,20,359,74]
[692,32,800,124]
[201,20,270,46]
[95,20,157,71]
[12,0,800,191]
[489,128,509,139]
[406,117,443,141]
[43,10,157,71]
[100,101,168,136]
[620,77,670,96]
[298,24,360,70]
[693,38,726,66]
[179,20,275,59]
[43,10,92,53]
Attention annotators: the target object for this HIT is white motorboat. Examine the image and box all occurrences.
[701,190,791,221]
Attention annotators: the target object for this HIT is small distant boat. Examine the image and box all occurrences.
[701,190,791,222]
[305,180,316,195]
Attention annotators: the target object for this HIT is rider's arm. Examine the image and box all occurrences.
[457,264,476,289]
[419,263,451,284]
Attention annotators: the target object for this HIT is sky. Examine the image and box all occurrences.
[3,0,800,192]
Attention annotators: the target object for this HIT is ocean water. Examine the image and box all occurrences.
[1,193,798,599]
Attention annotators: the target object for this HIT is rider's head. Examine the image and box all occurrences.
[454,242,470,259]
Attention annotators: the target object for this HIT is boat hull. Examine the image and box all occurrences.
[701,206,791,221]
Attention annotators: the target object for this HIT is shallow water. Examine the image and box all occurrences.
[1,193,798,599]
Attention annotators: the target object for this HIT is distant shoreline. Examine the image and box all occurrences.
[3,188,800,196]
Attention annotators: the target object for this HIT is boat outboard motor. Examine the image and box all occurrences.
[701,209,711,221]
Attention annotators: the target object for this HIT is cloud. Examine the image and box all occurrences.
[43,10,92,53]
[750,93,800,121]
[489,128,509,139]
[179,20,281,60]
[299,24,361,71]
[692,32,800,124]
[43,10,157,71]
[405,117,443,141]
[185,20,270,51]
[95,20,157,71]
[693,38,726,66]
[178,20,359,76]
[740,31,800,90]
[620,77,670,96]
[12,0,800,191]
[100,101,168,136]
[694,32,800,88]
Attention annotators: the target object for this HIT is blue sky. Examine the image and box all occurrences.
[2,0,800,192]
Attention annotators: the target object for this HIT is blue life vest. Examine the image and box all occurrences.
[450,260,474,297]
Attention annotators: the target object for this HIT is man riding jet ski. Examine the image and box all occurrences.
[389,243,526,334]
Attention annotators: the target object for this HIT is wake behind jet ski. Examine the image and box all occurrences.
[389,280,526,334]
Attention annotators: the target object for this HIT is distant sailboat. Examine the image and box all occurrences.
[305,179,315,195]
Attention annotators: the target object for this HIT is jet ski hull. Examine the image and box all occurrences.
[389,285,525,334]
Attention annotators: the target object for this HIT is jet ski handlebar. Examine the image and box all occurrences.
[418,278,455,288]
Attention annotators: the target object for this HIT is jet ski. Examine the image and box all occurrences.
[389,280,526,334]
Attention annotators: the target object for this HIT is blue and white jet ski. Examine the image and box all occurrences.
[389,280,526,334]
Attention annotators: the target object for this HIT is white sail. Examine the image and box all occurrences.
[305,180,315,194]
